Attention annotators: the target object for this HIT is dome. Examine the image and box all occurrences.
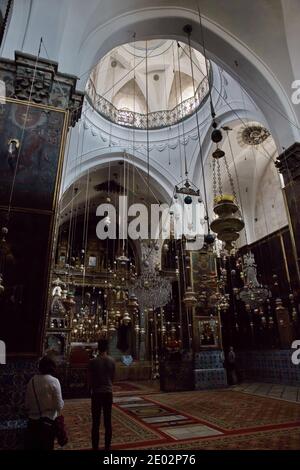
[86,39,209,129]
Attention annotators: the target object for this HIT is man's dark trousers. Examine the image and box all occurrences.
[91,391,113,450]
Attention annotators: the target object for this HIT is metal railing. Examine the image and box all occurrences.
[86,73,210,130]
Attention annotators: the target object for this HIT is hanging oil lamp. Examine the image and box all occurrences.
[102,325,108,334]
[122,311,131,325]
[210,144,244,251]
[183,286,197,307]
[128,293,139,312]
[210,194,244,252]
[108,322,116,334]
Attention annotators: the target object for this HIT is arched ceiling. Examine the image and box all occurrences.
[59,159,167,224]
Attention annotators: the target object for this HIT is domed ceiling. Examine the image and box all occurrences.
[88,39,208,119]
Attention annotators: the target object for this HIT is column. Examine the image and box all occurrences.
[0,51,83,446]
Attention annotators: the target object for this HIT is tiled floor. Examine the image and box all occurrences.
[231,381,300,402]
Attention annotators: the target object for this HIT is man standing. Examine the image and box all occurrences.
[88,338,115,451]
[227,346,238,385]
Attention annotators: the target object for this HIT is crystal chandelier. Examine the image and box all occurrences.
[236,252,271,309]
[130,243,172,311]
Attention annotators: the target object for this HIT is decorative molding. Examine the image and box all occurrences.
[0,51,84,127]
[237,123,270,148]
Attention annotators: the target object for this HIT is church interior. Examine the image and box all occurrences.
[0,0,300,452]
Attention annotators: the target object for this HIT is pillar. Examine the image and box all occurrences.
[275,142,300,283]
[0,51,83,448]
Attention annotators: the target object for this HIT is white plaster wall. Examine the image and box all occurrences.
[254,159,287,240]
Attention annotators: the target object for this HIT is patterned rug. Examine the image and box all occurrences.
[58,399,163,450]
[135,426,300,450]
[148,390,300,430]
[58,390,300,450]
[113,381,159,396]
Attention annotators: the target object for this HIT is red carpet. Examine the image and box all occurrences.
[58,388,300,450]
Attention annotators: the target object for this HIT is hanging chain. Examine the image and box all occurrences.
[223,154,237,200]
[212,157,217,199]
[216,157,223,197]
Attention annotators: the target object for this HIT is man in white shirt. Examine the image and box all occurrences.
[25,355,64,450]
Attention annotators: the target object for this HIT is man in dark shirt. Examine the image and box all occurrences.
[88,338,115,450]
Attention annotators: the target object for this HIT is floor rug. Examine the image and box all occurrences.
[148,390,300,430]
[58,399,163,450]
[58,389,300,450]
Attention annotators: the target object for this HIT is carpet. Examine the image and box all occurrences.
[58,399,163,450]
[58,389,300,450]
[148,390,300,430]
[135,426,300,450]
[113,381,159,395]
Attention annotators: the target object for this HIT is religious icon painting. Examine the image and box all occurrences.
[0,99,66,211]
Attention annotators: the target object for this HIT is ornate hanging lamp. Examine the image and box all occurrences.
[236,252,271,309]
[183,18,244,253]
[210,146,244,251]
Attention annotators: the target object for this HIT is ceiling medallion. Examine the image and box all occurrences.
[238,124,270,147]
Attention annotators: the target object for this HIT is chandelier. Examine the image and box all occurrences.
[99,253,138,334]
[236,252,271,309]
[130,243,172,311]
